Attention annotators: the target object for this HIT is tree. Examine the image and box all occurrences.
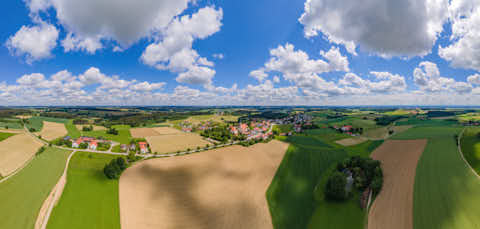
[325,172,347,201]
[104,163,118,179]
[116,157,127,170]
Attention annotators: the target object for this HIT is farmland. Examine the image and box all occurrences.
[0,132,15,142]
[38,121,68,141]
[460,127,480,174]
[80,125,132,144]
[0,133,43,176]
[26,116,69,132]
[368,140,427,229]
[267,127,383,229]
[392,126,480,229]
[0,147,70,229]
[47,152,122,229]
[146,132,210,154]
[119,140,288,229]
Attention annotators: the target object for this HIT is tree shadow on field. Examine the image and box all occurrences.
[136,157,261,229]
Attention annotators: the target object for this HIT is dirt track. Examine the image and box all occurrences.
[119,140,289,229]
[368,139,427,229]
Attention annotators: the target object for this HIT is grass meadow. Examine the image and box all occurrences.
[80,125,132,144]
[65,120,81,138]
[0,132,15,142]
[0,147,70,229]
[267,128,382,229]
[461,128,480,174]
[47,152,122,229]
[392,125,480,229]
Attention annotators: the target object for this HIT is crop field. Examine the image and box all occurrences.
[38,121,68,141]
[335,136,367,146]
[368,140,427,229]
[130,127,161,138]
[460,127,480,174]
[146,132,210,153]
[0,133,43,176]
[47,152,121,229]
[119,140,289,229]
[390,126,480,229]
[75,125,106,131]
[65,120,81,138]
[186,114,239,124]
[0,132,15,142]
[26,116,69,132]
[81,125,131,144]
[0,147,69,229]
[457,113,480,122]
[330,117,378,130]
[0,119,23,129]
[395,118,458,126]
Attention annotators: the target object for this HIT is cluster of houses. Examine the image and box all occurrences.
[71,136,103,150]
[274,113,313,126]
[331,125,363,136]
[179,121,193,132]
[230,120,273,140]
[118,141,149,154]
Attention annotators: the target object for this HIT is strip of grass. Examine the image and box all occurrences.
[0,147,70,229]
[413,128,480,229]
[65,120,81,138]
[0,132,15,142]
[460,127,480,175]
[47,152,122,229]
[80,125,132,144]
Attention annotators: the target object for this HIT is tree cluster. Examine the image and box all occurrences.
[103,157,127,179]
[107,127,119,135]
[201,126,232,142]
[82,125,94,131]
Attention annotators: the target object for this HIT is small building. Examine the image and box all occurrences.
[72,139,82,148]
[138,142,149,154]
[89,141,98,150]
[130,144,136,151]
[120,144,127,151]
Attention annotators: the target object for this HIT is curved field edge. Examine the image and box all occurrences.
[46,152,121,229]
[0,147,70,229]
[460,127,480,175]
[266,128,383,229]
[395,126,480,229]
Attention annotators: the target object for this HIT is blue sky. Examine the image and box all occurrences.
[1,0,480,106]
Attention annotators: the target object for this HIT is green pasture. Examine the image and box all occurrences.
[273,124,293,133]
[0,147,70,229]
[395,117,458,127]
[80,125,131,144]
[47,152,122,229]
[0,118,23,129]
[65,120,81,138]
[26,116,69,132]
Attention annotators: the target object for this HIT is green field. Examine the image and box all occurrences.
[267,128,382,229]
[460,128,480,175]
[47,152,122,229]
[80,125,131,144]
[273,124,293,133]
[0,132,15,142]
[26,116,69,132]
[392,126,480,229]
[65,120,81,138]
[0,118,23,129]
[395,117,458,127]
[0,147,70,229]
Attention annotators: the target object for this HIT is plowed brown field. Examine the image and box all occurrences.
[368,139,427,229]
[119,140,289,229]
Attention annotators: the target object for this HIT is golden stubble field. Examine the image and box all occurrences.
[146,133,210,153]
[368,139,427,229]
[0,133,43,176]
[119,140,289,229]
[38,121,67,141]
[130,127,183,138]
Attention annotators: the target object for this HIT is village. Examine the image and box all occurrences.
[66,136,150,154]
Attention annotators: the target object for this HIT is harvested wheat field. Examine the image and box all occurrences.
[335,137,367,146]
[0,133,43,176]
[75,125,106,131]
[152,127,183,135]
[120,140,289,229]
[37,121,67,141]
[368,139,427,229]
[146,133,210,153]
[130,128,161,138]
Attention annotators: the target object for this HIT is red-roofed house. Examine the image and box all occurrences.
[72,138,83,148]
[341,125,353,132]
[139,142,149,154]
[89,141,98,150]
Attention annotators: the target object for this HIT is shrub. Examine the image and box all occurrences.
[36,146,46,156]
[325,172,347,201]
[104,157,128,179]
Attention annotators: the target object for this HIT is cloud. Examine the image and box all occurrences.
[438,0,480,71]
[141,7,223,87]
[413,61,473,93]
[6,22,59,63]
[130,81,165,91]
[249,69,268,82]
[468,73,480,85]
[213,53,224,59]
[299,0,448,57]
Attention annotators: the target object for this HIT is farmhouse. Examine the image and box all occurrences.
[72,139,82,148]
[138,142,148,154]
[89,141,98,150]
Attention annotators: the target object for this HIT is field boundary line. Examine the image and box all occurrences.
[457,128,480,180]
[35,150,76,229]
